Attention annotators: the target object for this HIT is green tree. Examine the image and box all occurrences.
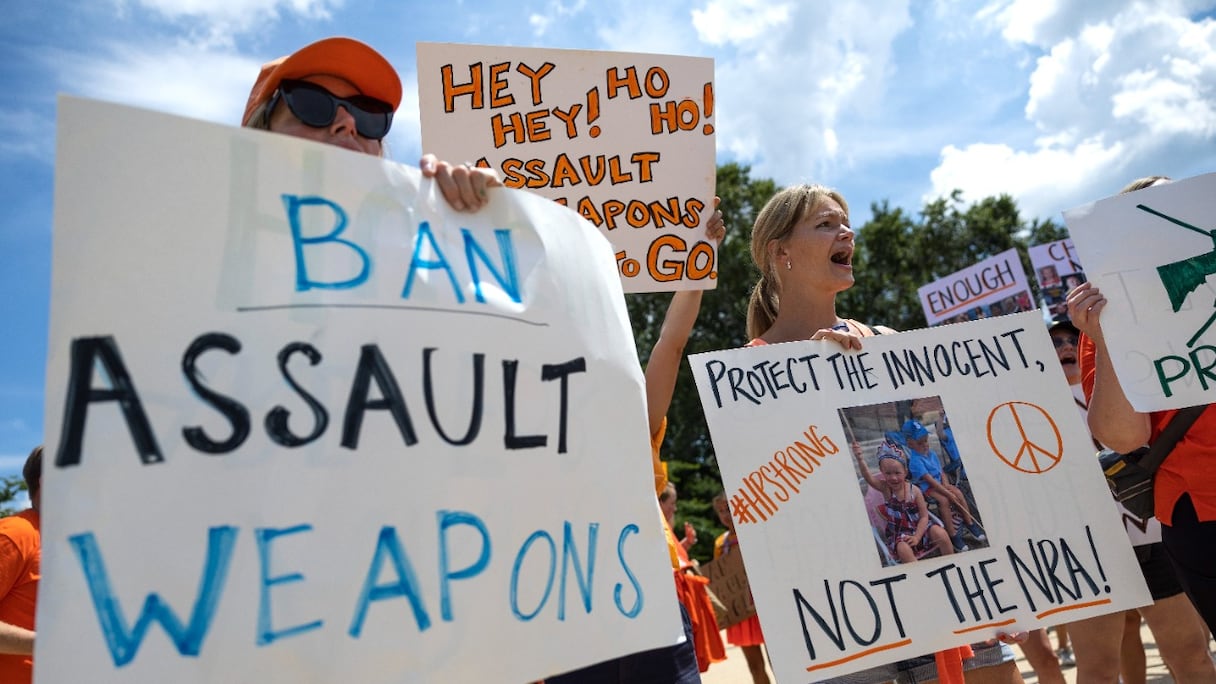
[625,162,773,560]
[0,475,28,517]
[839,191,1067,330]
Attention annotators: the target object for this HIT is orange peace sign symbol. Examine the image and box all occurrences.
[986,401,1064,474]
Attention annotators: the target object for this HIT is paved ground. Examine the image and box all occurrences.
[701,621,1192,684]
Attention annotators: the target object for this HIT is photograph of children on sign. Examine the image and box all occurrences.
[917,248,1036,326]
[1063,172,1216,412]
[416,42,716,293]
[39,97,681,684]
[1029,239,1086,319]
[689,312,1148,683]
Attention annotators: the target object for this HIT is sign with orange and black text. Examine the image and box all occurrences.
[417,42,716,293]
[691,313,1147,682]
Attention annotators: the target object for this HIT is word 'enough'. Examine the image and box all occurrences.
[68,513,644,668]
[924,258,1019,316]
[54,335,585,467]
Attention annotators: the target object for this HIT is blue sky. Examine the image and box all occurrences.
[1,0,1214,484]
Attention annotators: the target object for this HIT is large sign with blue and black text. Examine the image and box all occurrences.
[39,97,679,683]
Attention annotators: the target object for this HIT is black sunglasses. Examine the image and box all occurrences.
[267,79,394,140]
[1051,334,1078,349]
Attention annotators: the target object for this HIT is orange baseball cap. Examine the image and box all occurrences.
[242,36,403,126]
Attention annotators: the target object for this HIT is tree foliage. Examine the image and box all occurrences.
[838,191,1068,330]
[626,168,1068,561]
[0,475,27,518]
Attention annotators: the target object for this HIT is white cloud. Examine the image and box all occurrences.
[930,137,1126,218]
[691,0,791,46]
[55,43,258,125]
[528,0,587,38]
[121,0,341,46]
[929,2,1216,219]
[690,1,913,183]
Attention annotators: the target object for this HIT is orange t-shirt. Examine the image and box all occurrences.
[0,508,40,684]
[1079,334,1216,525]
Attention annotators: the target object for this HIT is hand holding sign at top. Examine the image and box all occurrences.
[1063,172,1216,412]
[417,43,717,293]
[242,37,501,211]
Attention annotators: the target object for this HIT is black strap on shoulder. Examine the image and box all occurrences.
[1139,405,1207,472]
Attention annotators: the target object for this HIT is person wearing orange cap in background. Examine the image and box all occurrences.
[0,446,43,684]
[241,36,500,209]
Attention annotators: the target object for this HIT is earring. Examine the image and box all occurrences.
[786,260,792,271]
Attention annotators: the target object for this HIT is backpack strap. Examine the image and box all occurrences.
[1139,405,1207,472]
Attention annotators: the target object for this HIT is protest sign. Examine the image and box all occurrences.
[699,549,756,629]
[1029,239,1086,319]
[691,312,1148,682]
[416,42,716,293]
[917,248,1035,326]
[1063,172,1216,412]
[39,97,680,683]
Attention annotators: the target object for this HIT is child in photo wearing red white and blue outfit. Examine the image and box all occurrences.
[854,440,954,563]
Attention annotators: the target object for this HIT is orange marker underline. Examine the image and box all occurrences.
[953,618,1017,634]
[1037,598,1112,619]
[806,638,913,672]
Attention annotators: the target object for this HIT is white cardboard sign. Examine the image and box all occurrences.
[691,313,1148,683]
[38,97,680,683]
[917,248,1035,326]
[417,42,717,293]
[1028,239,1086,319]
[1063,172,1216,411]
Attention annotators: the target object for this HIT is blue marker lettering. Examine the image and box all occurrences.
[437,510,492,621]
[614,524,644,618]
[282,194,370,291]
[510,530,556,621]
[463,228,522,303]
[255,525,322,645]
[69,526,237,667]
[403,221,465,303]
[559,521,598,620]
[349,526,431,636]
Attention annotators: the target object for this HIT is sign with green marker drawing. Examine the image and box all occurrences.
[1063,172,1216,412]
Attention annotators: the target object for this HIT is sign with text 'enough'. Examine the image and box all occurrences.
[417,42,716,293]
[691,312,1147,682]
[1063,173,1216,412]
[917,248,1035,326]
[39,97,679,684]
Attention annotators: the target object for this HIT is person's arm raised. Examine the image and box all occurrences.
[645,198,724,437]
[1068,283,1151,451]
